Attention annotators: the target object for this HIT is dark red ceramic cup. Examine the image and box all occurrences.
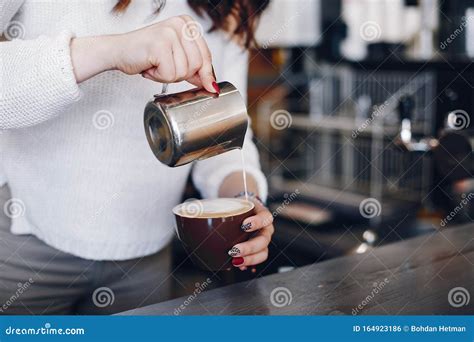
[173,198,255,271]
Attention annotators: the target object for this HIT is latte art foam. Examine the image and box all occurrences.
[173,198,254,218]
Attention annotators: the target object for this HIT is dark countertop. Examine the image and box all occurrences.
[120,224,473,315]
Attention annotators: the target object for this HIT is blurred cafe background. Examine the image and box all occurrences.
[172,0,474,297]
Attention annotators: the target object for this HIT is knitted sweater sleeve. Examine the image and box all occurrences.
[0,0,81,129]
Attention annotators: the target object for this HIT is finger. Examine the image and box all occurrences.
[230,233,270,257]
[185,74,204,88]
[168,16,203,80]
[253,198,268,211]
[232,249,269,267]
[196,57,216,93]
[151,45,175,82]
[141,71,155,81]
[240,210,274,233]
[179,15,216,93]
[170,35,188,81]
[141,66,161,80]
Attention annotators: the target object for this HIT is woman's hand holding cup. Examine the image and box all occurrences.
[228,197,275,271]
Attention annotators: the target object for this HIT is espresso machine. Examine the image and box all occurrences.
[258,0,474,229]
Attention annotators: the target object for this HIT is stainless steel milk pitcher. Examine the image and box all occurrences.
[144,82,249,167]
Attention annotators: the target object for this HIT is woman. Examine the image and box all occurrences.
[0,0,273,314]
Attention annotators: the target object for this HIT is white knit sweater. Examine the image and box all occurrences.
[0,0,267,260]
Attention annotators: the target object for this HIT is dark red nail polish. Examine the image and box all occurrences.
[232,257,244,266]
[212,82,220,94]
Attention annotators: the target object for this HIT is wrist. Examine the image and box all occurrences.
[70,35,118,83]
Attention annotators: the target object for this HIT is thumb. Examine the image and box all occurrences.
[198,64,219,94]
[186,73,203,88]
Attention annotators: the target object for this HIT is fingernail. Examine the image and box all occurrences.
[228,247,241,257]
[232,257,244,266]
[241,222,252,232]
[212,81,220,94]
